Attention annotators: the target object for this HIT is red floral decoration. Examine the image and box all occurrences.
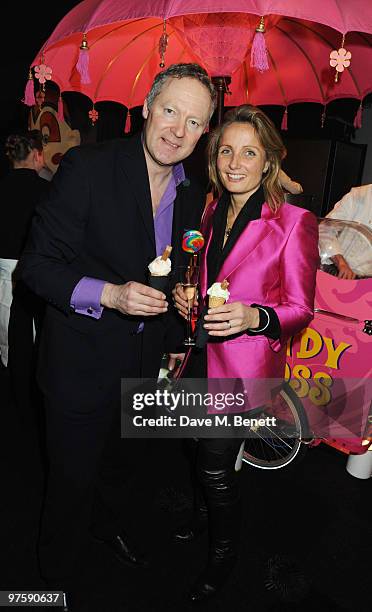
[89,107,99,125]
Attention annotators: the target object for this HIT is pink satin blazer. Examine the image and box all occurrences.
[200,199,319,383]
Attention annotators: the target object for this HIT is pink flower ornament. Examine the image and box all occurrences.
[89,108,99,124]
[329,47,351,73]
[330,47,351,83]
[34,63,53,85]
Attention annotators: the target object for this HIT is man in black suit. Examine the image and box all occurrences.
[20,63,216,592]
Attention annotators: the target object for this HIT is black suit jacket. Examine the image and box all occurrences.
[19,134,205,399]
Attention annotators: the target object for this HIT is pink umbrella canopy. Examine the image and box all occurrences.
[42,0,372,44]
[26,0,372,126]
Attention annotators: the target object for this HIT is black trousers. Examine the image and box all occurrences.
[38,332,149,588]
[180,347,244,562]
[188,436,244,562]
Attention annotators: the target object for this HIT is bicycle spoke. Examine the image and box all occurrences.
[250,429,289,458]
[242,385,308,470]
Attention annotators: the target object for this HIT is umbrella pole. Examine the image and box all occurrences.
[211,76,231,125]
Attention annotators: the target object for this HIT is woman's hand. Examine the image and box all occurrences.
[172,283,198,319]
[204,302,260,336]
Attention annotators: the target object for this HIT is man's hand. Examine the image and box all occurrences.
[332,255,356,280]
[167,353,185,377]
[101,281,168,316]
[204,302,260,336]
[172,283,198,319]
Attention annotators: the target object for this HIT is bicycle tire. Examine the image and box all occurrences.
[242,383,309,470]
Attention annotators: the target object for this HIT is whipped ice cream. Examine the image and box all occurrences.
[148,256,172,276]
[148,245,172,276]
[207,280,230,301]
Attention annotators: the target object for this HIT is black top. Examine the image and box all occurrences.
[0,168,49,259]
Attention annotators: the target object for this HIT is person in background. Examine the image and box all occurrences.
[173,104,318,603]
[0,131,48,423]
[319,184,372,279]
[279,168,303,194]
[19,63,216,604]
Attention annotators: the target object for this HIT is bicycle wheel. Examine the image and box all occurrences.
[242,383,309,470]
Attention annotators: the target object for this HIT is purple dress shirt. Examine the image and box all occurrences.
[70,163,185,321]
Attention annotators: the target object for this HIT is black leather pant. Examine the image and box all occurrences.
[186,437,244,563]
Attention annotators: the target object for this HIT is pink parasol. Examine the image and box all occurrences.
[40,1,372,43]
[27,0,372,127]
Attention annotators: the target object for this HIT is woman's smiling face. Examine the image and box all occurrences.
[217,122,269,203]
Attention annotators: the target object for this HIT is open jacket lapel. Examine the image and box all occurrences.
[206,202,280,292]
[118,135,155,250]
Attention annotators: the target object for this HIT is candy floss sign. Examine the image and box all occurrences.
[285,271,372,450]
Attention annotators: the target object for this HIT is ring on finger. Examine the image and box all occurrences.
[226,321,232,329]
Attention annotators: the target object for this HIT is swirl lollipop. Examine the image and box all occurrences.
[182,230,204,253]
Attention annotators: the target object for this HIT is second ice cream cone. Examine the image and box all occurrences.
[207,280,230,308]
[208,296,226,308]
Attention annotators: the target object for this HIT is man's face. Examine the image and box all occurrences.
[142,77,212,168]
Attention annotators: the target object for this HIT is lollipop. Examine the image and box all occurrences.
[182,230,205,253]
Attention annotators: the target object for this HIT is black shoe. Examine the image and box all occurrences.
[172,517,208,543]
[98,533,149,568]
[188,557,237,604]
[172,506,208,544]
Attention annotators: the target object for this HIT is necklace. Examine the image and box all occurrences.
[225,207,238,238]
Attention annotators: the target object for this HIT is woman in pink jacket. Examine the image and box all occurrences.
[173,105,319,603]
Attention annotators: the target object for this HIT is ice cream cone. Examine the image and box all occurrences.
[148,245,172,290]
[149,275,169,291]
[208,296,226,308]
[207,280,230,308]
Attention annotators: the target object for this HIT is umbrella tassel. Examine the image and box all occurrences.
[321,107,326,128]
[159,19,169,68]
[23,69,36,106]
[281,107,288,131]
[125,109,131,134]
[57,94,64,122]
[251,16,269,72]
[354,103,362,129]
[76,34,91,84]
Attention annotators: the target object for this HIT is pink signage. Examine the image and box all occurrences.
[287,270,372,455]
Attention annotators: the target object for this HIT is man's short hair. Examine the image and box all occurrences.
[146,63,217,118]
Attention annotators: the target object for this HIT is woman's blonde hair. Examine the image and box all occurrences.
[207,104,286,211]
